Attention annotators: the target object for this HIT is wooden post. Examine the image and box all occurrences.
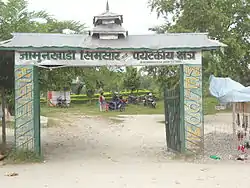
[179,65,185,152]
[1,87,6,151]
[232,103,237,149]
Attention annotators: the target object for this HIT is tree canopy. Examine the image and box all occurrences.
[1,0,249,105]
[0,0,87,90]
[149,0,250,87]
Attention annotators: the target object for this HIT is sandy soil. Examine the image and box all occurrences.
[1,113,250,188]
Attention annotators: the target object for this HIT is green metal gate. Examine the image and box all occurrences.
[164,86,184,152]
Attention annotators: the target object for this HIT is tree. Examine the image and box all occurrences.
[39,67,80,92]
[45,19,86,34]
[123,67,140,93]
[0,0,87,93]
[80,68,98,103]
[141,65,179,96]
[0,0,51,41]
[148,0,250,85]
[98,67,125,92]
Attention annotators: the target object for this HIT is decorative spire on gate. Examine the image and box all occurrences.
[89,1,128,39]
[106,0,109,12]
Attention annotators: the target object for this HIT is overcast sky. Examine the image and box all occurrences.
[27,0,165,34]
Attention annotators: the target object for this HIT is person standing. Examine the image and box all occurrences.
[99,92,105,112]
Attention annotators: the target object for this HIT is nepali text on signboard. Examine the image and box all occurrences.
[15,50,201,66]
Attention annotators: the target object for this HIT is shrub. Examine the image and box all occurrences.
[40,90,154,104]
[70,89,152,99]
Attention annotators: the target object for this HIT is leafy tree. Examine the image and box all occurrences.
[148,0,250,86]
[0,0,87,88]
[142,65,179,97]
[100,67,125,92]
[45,19,86,34]
[123,67,140,93]
[0,0,51,41]
[79,68,98,102]
[0,0,87,115]
[39,67,79,92]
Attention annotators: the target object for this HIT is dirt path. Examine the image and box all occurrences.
[42,114,168,163]
[1,114,250,188]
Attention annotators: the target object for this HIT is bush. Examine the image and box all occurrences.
[40,90,153,104]
[70,89,152,99]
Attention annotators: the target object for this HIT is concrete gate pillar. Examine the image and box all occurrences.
[14,65,41,155]
[180,64,203,151]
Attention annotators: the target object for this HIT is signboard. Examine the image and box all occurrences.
[15,50,202,66]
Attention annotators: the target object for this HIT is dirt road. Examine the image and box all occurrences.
[0,114,249,188]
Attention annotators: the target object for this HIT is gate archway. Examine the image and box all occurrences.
[0,3,226,156]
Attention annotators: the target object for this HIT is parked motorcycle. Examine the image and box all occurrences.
[56,96,68,108]
[108,95,126,111]
[127,95,139,104]
[142,93,156,108]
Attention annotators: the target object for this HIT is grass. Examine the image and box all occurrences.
[40,101,165,118]
[5,150,43,164]
[0,97,227,163]
[40,97,231,120]
[204,97,231,115]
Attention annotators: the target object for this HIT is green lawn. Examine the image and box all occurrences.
[203,97,231,115]
[40,101,165,118]
[40,97,229,118]
[204,97,218,115]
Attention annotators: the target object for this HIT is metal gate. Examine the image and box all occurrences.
[164,86,183,152]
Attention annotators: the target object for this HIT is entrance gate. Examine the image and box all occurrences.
[164,64,205,153]
[164,85,183,152]
[2,44,223,156]
[0,4,225,156]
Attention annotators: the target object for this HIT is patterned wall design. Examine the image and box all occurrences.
[183,64,203,149]
[15,65,34,150]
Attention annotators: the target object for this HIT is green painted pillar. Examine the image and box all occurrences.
[33,66,41,155]
[179,64,185,153]
[14,65,40,155]
[181,64,203,152]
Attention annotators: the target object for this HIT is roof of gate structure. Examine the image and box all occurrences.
[0,1,226,50]
[0,33,226,50]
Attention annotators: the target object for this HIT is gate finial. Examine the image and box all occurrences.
[106,0,109,12]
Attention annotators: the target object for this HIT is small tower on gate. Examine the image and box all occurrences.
[89,0,128,39]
